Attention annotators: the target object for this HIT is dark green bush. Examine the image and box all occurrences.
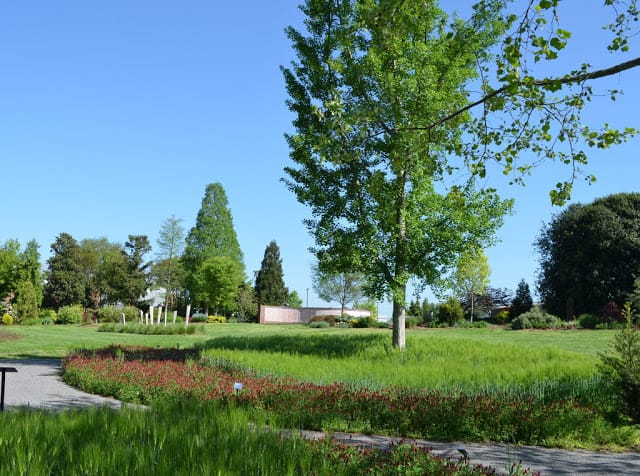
[578,313,601,329]
[308,321,330,329]
[56,305,84,325]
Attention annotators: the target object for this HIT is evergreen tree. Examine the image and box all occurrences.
[511,279,534,318]
[43,233,84,310]
[255,241,288,306]
[118,235,151,306]
[184,183,244,311]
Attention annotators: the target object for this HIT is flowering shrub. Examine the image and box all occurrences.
[208,315,227,323]
[2,313,14,325]
[63,345,603,446]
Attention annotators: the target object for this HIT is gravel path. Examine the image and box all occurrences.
[1,358,638,475]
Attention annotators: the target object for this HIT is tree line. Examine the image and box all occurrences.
[0,182,299,323]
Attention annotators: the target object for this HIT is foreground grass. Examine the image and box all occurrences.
[1,400,508,475]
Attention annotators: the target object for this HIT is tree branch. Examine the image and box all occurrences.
[407,56,640,134]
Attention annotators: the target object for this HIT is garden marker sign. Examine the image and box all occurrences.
[0,367,17,411]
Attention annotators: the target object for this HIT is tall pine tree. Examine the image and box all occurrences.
[255,241,288,306]
[184,183,244,313]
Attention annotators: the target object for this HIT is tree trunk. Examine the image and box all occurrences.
[392,285,406,349]
[470,293,474,323]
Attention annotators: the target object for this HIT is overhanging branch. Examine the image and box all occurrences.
[406,56,640,134]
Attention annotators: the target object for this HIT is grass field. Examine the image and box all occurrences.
[0,323,616,393]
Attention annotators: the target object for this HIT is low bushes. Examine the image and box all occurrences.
[98,306,140,323]
[56,305,84,325]
[190,313,208,323]
[512,309,563,330]
[207,315,227,323]
[98,323,201,335]
[2,313,14,325]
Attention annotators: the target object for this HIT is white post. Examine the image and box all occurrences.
[121,312,126,326]
[164,305,167,326]
[145,312,149,325]
[139,309,143,324]
[186,304,191,326]
[150,306,154,325]
[172,310,177,324]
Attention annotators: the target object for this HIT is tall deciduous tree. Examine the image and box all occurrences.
[536,193,640,318]
[78,238,126,308]
[43,233,84,309]
[283,0,511,347]
[184,183,244,311]
[450,249,491,322]
[193,256,244,316]
[0,240,22,300]
[311,263,366,316]
[255,241,289,306]
[155,215,185,310]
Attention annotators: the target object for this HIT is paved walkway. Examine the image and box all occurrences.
[1,358,638,475]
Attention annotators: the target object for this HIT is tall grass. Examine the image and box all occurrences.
[196,332,599,398]
[0,401,505,475]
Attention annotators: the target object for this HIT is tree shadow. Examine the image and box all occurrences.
[197,333,387,358]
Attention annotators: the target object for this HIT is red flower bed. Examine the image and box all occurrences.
[63,345,598,445]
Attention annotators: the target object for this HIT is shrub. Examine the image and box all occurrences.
[56,305,84,325]
[578,313,601,329]
[39,308,57,323]
[511,308,562,330]
[438,297,464,326]
[208,315,227,323]
[350,316,377,328]
[601,301,622,324]
[495,310,510,323]
[2,313,14,325]
[190,313,208,323]
[598,302,640,423]
[405,317,419,328]
[308,321,330,329]
[98,306,140,324]
[20,317,42,326]
[309,315,336,327]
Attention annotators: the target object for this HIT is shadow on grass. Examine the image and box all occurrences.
[196,333,388,358]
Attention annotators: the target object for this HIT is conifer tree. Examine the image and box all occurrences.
[43,233,84,309]
[511,279,534,318]
[255,241,288,306]
[184,183,244,312]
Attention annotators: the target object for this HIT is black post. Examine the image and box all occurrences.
[0,367,18,411]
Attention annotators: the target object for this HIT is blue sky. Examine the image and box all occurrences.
[1,2,638,318]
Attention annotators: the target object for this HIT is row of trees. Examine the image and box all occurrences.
[0,182,302,322]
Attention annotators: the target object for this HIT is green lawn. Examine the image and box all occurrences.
[0,323,616,393]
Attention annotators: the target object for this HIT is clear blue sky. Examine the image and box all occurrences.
[1,2,637,318]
